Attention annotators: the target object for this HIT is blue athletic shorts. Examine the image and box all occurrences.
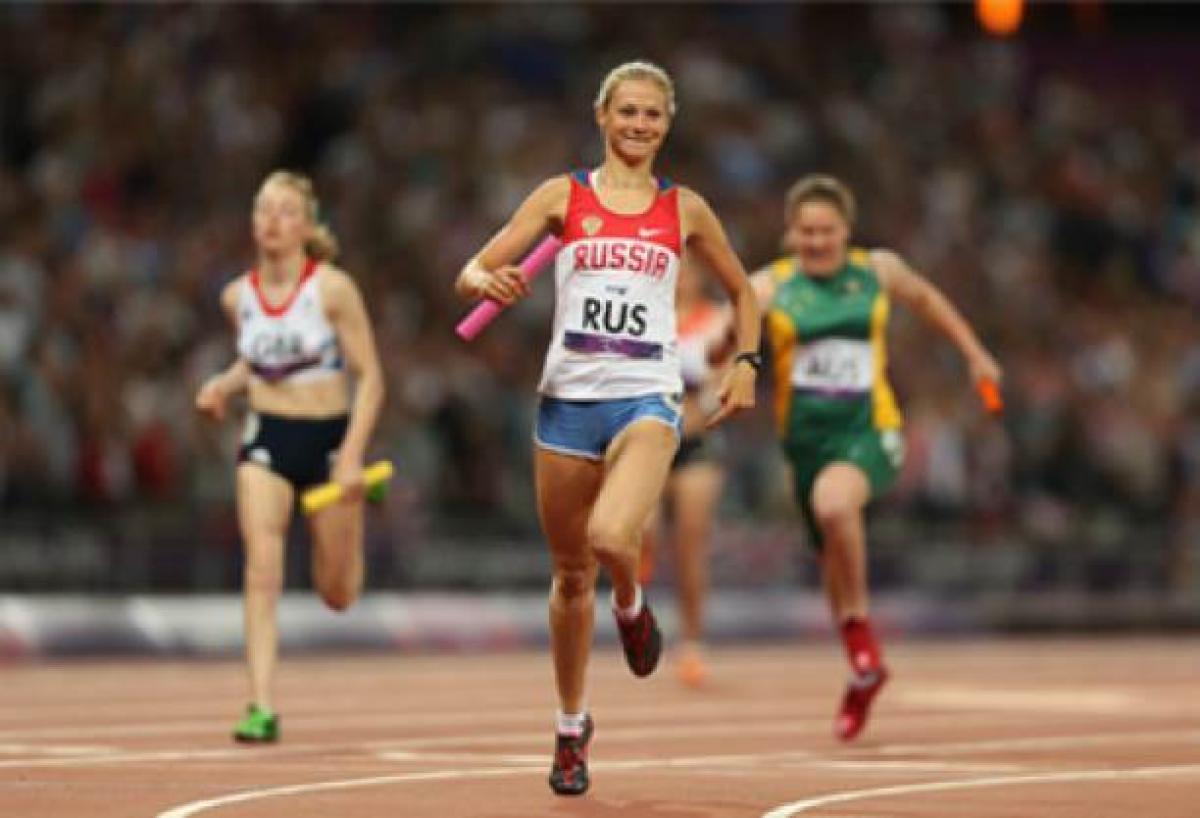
[535,394,683,460]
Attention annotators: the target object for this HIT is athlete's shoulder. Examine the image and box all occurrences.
[675,184,706,210]
[862,248,911,288]
[315,263,360,300]
[220,274,248,311]
[525,174,573,219]
[849,246,874,268]
[675,186,717,234]
[764,256,797,284]
[535,174,573,201]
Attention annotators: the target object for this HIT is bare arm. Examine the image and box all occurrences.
[708,267,777,364]
[195,279,251,420]
[872,249,1002,384]
[748,268,778,313]
[455,176,569,304]
[680,188,761,427]
[323,269,386,496]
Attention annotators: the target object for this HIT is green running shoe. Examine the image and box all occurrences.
[232,704,279,743]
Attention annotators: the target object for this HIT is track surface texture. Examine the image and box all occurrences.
[1,638,1196,817]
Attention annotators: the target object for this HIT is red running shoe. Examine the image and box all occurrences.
[834,666,889,741]
[616,603,663,678]
[549,715,594,796]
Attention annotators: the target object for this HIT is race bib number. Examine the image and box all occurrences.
[562,291,665,360]
[791,338,873,395]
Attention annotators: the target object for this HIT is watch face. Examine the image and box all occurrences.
[736,353,762,370]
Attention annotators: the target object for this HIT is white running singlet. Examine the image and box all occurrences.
[236,259,343,384]
[538,171,684,399]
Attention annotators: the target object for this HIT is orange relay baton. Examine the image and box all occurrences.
[976,377,1004,416]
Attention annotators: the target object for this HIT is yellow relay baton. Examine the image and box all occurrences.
[301,460,394,515]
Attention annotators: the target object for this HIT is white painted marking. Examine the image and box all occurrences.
[805,760,1025,774]
[156,765,545,818]
[0,743,114,756]
[154,752,820,818]
[898,685,1141,714]
[876,729,1200,757]
[154,755,1200,818]
[761,764,1200,817]
[0,746,288,770]
[376,751,546,764]
[0,698,831,742]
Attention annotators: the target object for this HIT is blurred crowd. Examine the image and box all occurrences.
[0,4,1197,586]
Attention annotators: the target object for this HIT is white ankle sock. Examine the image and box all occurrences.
[612,585,643,622]
[556,710,588,736]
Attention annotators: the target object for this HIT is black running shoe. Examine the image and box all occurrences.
[616,602,662,678]
[549,714,594,796]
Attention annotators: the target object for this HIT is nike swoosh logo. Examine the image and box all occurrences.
[638,228,665,239]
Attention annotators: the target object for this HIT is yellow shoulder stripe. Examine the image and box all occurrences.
[768,257,795,284]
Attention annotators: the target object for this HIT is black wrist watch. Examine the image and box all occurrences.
[733,351,763,372]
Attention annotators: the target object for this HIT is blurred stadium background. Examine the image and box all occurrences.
[0,1,1197,655]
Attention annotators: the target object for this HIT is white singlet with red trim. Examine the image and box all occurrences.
[236,259,344,384]
[538,170,684,399]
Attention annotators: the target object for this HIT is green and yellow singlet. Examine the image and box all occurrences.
[765,248,902,443]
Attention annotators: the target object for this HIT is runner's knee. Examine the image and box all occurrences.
[586,515,639,565]
[552,563,596,602]
[243,560,283,596]
[317,577,360,612]
[812,494,860,536]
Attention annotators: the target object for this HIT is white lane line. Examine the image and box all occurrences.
[761,764,1200,817]
[378,751,547,764]
[154,766,548,818]
[0,744,115,756]
[0,698,832,742]
[0,747,295,770]
[875,729,1200,756]
[151,751,822,818]
[5,716,1196,772]
[374,750,1022,775]
[0,694,1041,745]
[897,686,1144,715]
[0,720,822,771]
[803,760,1026,773]
[153,755,1200,818]
[0,724,802,771]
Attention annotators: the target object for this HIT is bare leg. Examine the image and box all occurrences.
[535,448,604,715]
[669,462,723,643]
[639,509,662,586]
[308,497,364,612]
[591,420,679,610]
[811,463,887,741]
[810,463,871,623]
[235,465,294,710]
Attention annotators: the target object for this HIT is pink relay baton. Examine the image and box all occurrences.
[455,236,562,341]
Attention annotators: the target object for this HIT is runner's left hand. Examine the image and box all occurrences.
[706,362,756,428]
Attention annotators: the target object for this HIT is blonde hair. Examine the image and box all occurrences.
[594,60,677,116]
[259,170,340,262]
[784,174,857,227]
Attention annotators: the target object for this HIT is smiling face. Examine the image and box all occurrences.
[595,78,671,165]
[252,178,312,258]
[785,200,851,277]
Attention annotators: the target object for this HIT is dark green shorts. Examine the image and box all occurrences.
[783,426,904,550]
